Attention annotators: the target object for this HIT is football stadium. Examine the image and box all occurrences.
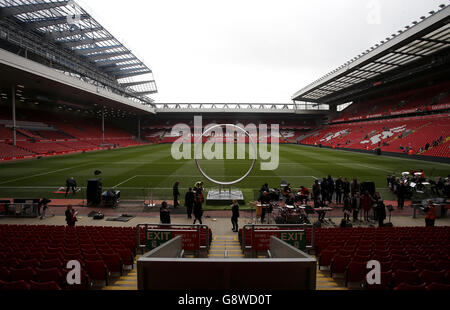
[0,0,449,299]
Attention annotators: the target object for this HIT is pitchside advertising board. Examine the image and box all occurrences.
[146,230,200,251]
[252,230,307,251]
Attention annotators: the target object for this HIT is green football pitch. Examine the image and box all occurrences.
[0,144,448,208]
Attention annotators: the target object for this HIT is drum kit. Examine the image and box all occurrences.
[275,203,311,224]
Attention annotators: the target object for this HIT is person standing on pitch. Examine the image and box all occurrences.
[173,181,180,208]
[335,176,344,205]
[193,196,203,225]
[65,177,77,198]
[231,200,240,232]
[185,187,195,219]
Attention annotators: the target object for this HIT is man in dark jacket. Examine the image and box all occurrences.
[335,176,344,205]
[312,180,321,203]
[375,197,386,227]
[160,201,171,224]
[320,178,328,203]
[327,175,335,203]
[343,178,350,197]
[173,182,180,208]
[352,192,362,222]
[185,187,195,219]
[351,178,360,197]
[397,181,406,209]
[231,200,240,232]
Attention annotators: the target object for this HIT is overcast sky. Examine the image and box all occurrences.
[82,0,447,104]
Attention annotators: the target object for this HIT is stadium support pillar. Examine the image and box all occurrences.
[102,107,105,145]
[11,84,16,146]
[138,116,141,141]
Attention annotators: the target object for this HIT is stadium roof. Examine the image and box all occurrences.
[292,4,450,106]
[0,0,157,106]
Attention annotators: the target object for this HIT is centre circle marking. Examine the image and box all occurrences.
[194,124,257,186]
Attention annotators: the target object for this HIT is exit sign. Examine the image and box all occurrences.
[279,230,307,250]
[146,231,173,249]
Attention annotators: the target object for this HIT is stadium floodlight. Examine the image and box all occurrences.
[429,11,435,15]
[439,4,446,9]
[420,16,426,20]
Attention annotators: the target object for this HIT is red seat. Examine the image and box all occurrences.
[102,253,123,275]
[394,283,427,291]
[35,267,62,284]
[0,267,10,281]
[85,260,109,285]
[318,249,337,269]
[30,280,61,291]
[393,270,420,285]
[64,248,81,255]
[0,280,30,291]
[330,255,352,277]
[413,260,435,271]
[26,252,44,261]
[345,261,367,286]
[419,270,445,285]
[355,250,371,257]
[10,267,36,281]
[426,283,450,291]
[392,261,413,271]
[371,255,390,263]
[44,252,63,260]
[116,249,134,267]
[18,258,40,268]
[352,255,370,263]
[391,254,408,261]
[40,259,63,269]
[84,253,102,261]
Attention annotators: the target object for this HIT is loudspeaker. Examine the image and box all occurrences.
[361,181,376,196]
[87,178,102,205]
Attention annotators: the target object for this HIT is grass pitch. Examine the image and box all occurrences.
[0,144,448,208]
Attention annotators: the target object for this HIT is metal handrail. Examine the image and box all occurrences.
[241,224,315,251]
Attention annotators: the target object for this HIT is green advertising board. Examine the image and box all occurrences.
[279,230,307,250]
[146,231,173,249]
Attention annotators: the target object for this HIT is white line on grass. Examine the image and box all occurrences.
[112,175,138,188]
[0,163,91,186]
[354,163,392,173]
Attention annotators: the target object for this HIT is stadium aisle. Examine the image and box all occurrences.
[102,256,139,291]
[315,265,349,291]
[208,235,244,258]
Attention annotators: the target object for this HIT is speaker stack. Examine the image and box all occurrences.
[361,181,376,196]
[87,178,102,205]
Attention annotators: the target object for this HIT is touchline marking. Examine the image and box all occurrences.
[354,163,392,173]
[113,175,138,188]
[0,163,91,186]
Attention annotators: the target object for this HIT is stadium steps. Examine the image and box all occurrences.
[102,256,139,291]
[314,260,350,291]
[208,235,244,258]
